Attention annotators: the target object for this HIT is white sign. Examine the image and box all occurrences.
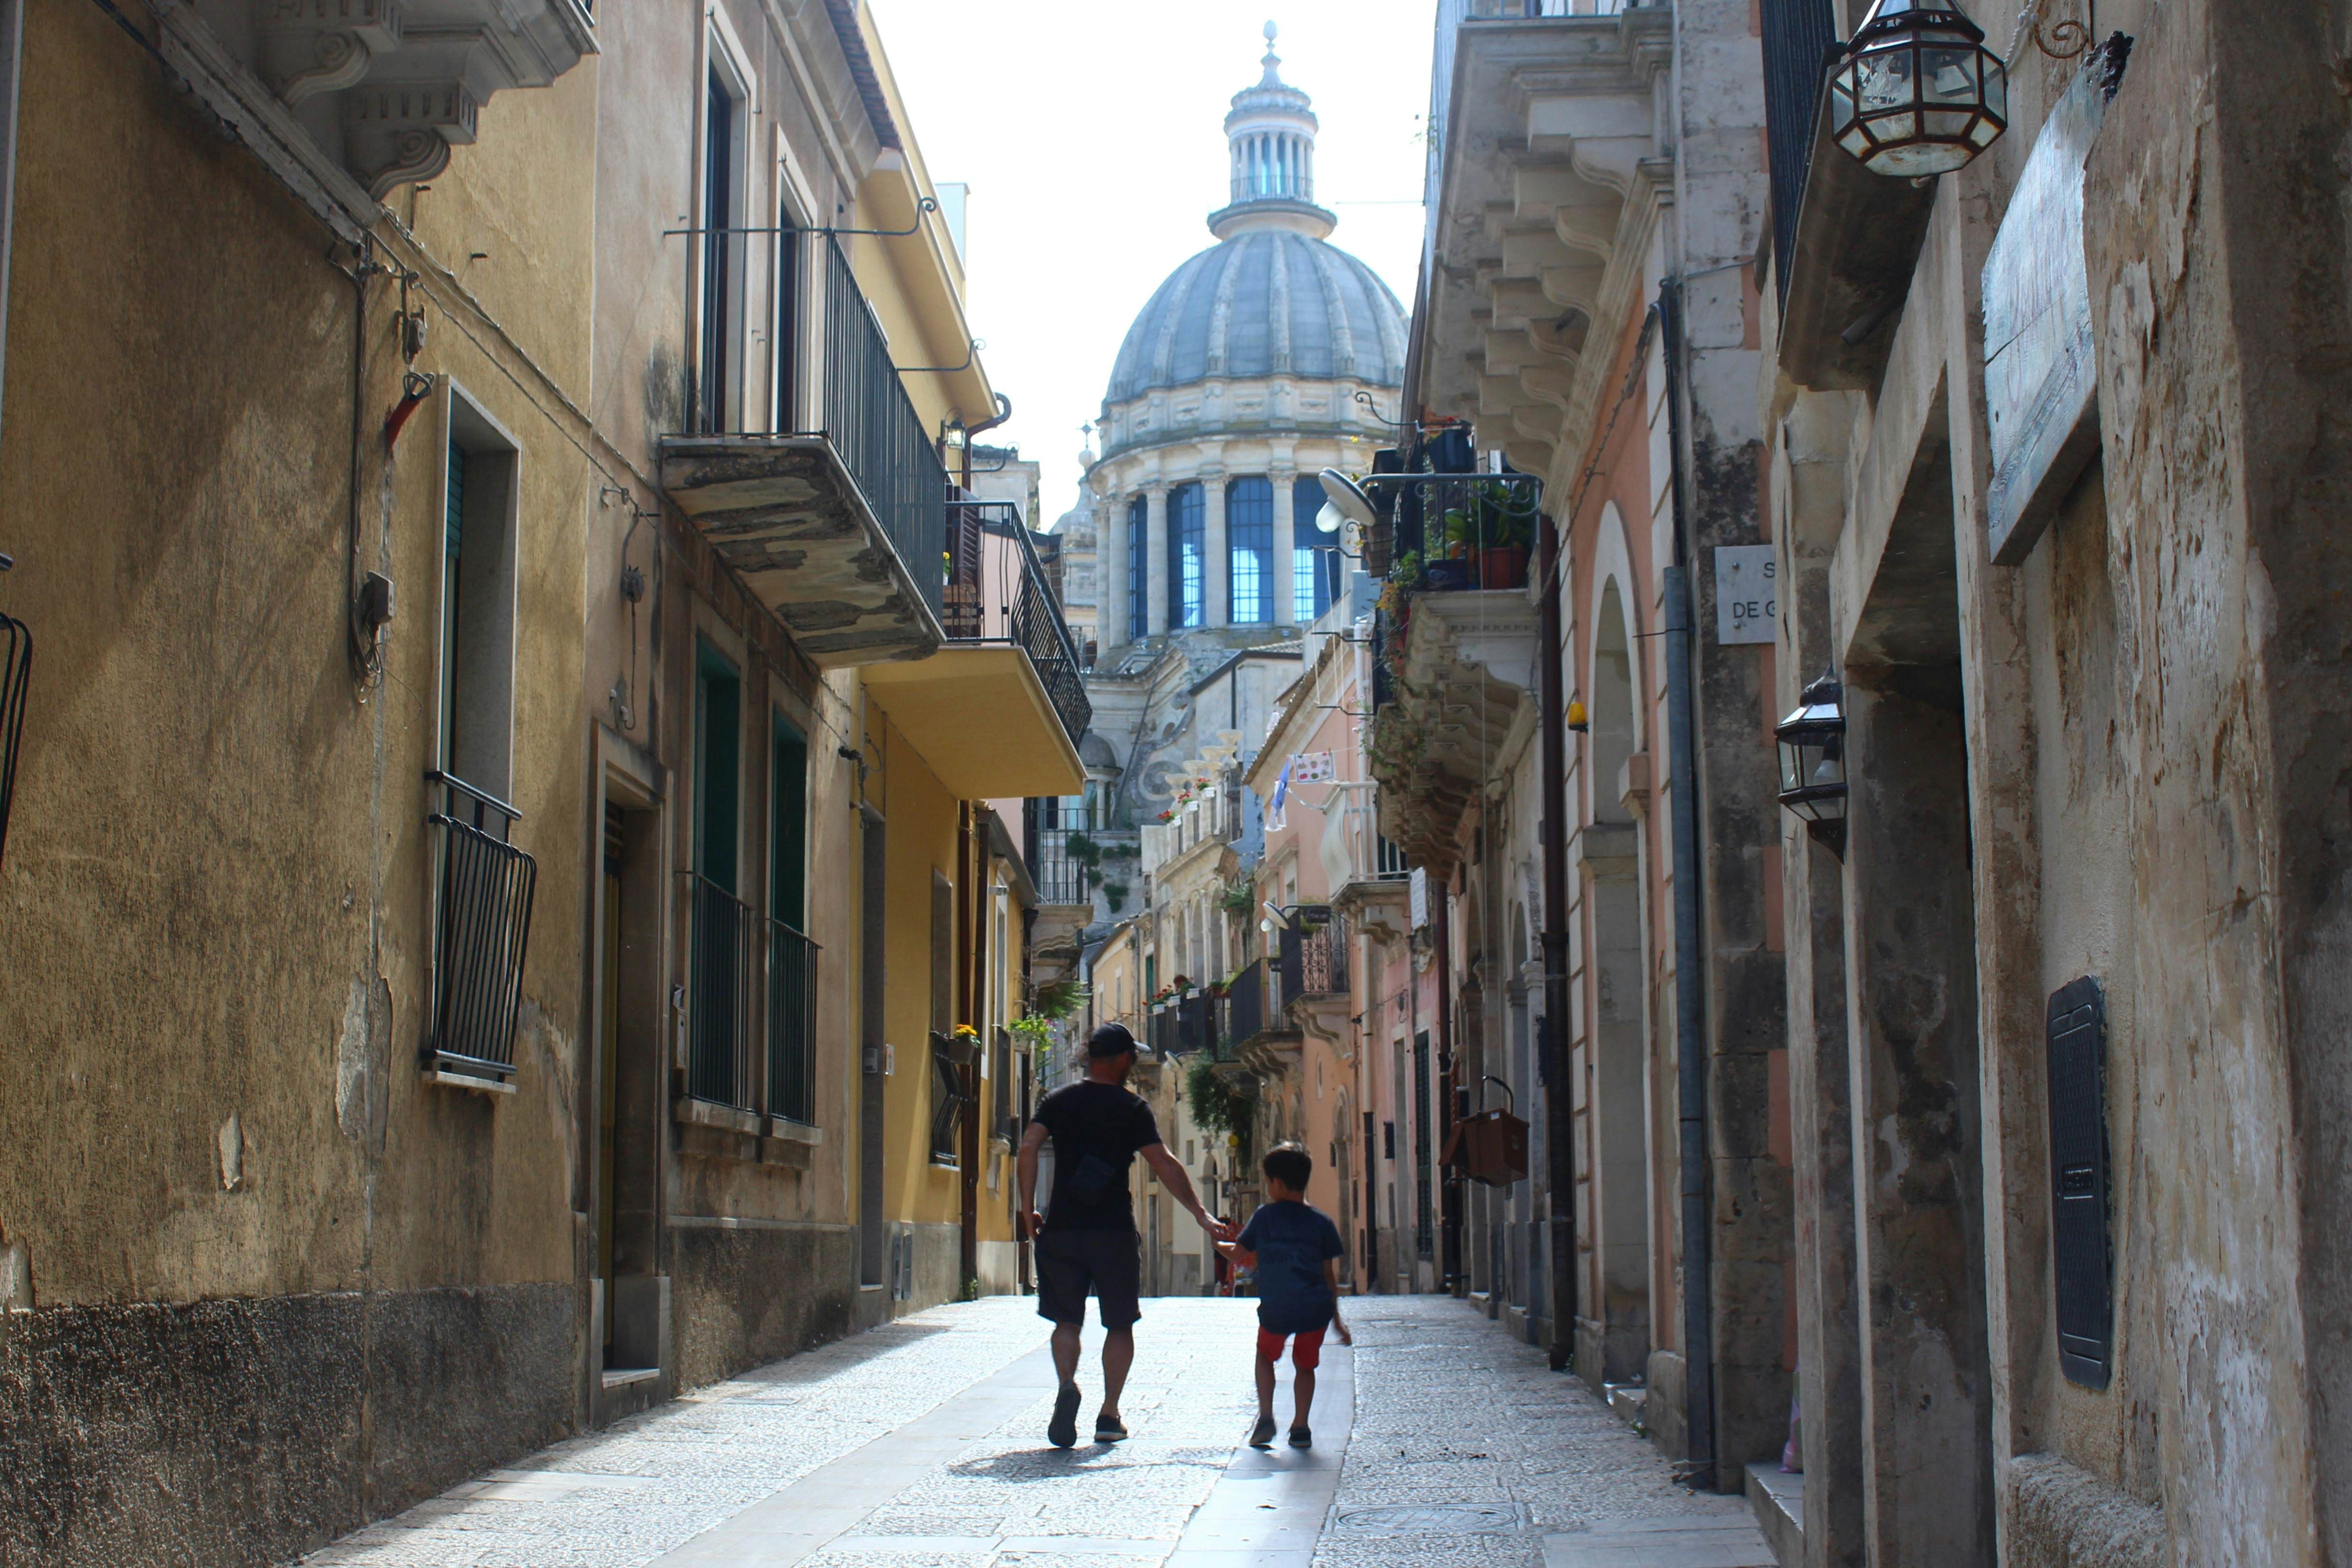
[1982,47,2123,563]
[1713,546,1776,645]
[1409,866,1429,931]
[1291,750,1336,784]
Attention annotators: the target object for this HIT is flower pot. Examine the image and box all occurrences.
[1425,559,1473,593]
[1479,546,1528,590]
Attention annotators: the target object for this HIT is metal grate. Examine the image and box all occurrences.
[1761,0,1842,307]
[2047,976,2113,1387]
[929,1030,970,1164]
[944,501,1093,746]
[427,773,538,1080]
[688,873,756,1110]
[768,919,818,1124]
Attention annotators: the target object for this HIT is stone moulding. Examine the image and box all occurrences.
[659,436,947,669]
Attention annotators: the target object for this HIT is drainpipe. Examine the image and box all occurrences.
[1658,278,1716,1484]
[1538,513,1576,1369]
[0,0,23,452]
[960,392,1012,494]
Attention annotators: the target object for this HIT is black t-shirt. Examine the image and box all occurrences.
[1034,1080,1162,1234]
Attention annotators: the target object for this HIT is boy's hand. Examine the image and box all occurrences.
[1335,1320,1353,1346]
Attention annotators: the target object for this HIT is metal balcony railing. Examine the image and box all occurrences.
[814,235,948,629]
[0,606,27,870]
[1223,962,1268,1050]
[688,873,756,1111]
[768,918,818,1125]
[1027,798,1111,907]
[426,773,538,1081]
[1278,909,1349,1004]
[1394,472,1543,595]
[1761,0,1842,307]
[945,501,1093,747]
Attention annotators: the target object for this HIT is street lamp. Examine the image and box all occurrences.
[1775,670,1848,852]
[1828,0,2009,178]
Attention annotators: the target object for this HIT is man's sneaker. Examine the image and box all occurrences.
[1288,1426,1313,1449]
[1048,1385,1081,1449]
[1094,1416,1129,1443]
[1249,1415,1278,1448]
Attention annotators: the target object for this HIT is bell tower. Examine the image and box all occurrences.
[1210,23,1337,240]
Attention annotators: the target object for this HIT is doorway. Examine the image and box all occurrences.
[594,785,666,1419]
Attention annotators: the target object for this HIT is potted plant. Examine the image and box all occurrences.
[1478,483,1532,590]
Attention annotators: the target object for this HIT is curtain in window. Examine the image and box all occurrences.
[1228,476,1272,624]
[1168,482,1204,630]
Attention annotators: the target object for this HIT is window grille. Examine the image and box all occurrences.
[768,919,817,1124]
[688,873,756,1110]
[426,773,538,1081]
[929,1030,971,1164]
[1761,0,1842,307]
[1168,483,1204,630]
[1228,477,1272,625]
[1127,495,1148,636]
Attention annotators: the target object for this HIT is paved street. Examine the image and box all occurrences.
[305,1296,1772,1568]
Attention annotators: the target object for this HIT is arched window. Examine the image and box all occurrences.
[1292,473,1340,623]
[1126,494,1148,636]
[1168,482,1205,629]
[1228,477,1272,624]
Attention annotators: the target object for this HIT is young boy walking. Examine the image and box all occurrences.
[1220,1142,1350,1449]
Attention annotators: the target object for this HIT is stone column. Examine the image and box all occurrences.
[1575,821,1650,1390]
[1202,469,1228,629]
[1271,465,1298,627]
[1841,675,1994,1568]
[1102,489,1128,651]
[1143,484,1169,638]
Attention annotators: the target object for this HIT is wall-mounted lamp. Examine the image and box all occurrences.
[1775,669,1849,854]
[1829,0,2009,178]
[1566,697,1588,734]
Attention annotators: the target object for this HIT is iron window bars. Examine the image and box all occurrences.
[929,1028,974,1165]
[426,772,539,1082]
[768,917,819,1126]
[1026,795,1107,907]
[688,872,758,1111]
[0,604,27,870]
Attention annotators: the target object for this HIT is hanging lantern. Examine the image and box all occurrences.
[1775,670,1848,833]
[1828,0,2009,178]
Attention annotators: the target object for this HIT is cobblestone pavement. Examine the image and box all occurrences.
[304,1295,1773,1568]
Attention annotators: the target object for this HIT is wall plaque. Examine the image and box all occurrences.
[1713,545,1776,645]
[1980,39,2131,564]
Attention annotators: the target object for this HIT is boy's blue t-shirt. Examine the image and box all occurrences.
[1238,1199,1344,1334]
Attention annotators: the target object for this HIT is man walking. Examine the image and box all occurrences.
[1017,1022,1229,1448]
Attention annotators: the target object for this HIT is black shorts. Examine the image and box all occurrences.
[1034,1228,1142,1329]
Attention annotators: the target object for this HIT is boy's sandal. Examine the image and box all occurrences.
[1287,1425,1313,1448]
[1249,1415,1278,1448]
[1095,1417,1129,1442]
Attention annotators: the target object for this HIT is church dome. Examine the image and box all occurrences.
[1106,233,1405,405]
[1102,25,1406,409]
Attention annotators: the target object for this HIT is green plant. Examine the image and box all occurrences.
[1009,1015,1054,1054]
[1186,1057,1254,1154]
[1101,880,1130,906]
[1388,547,1423,589]
[1217,879,1255,915]
[1031,979,1090,1020]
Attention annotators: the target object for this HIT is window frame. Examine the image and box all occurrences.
[1227,476,1272,625]
[1167,481,1204,631]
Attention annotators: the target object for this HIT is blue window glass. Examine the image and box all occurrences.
[1291,474,1337,624]
[1126,495,1148,636]
[1228,476,1272,624]
[1168,483,1204,630]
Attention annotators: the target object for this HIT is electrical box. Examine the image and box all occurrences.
[2047,976,2113,1388]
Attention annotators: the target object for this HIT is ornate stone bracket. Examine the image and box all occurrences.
[345,81,477,198]
[263,0,400,106]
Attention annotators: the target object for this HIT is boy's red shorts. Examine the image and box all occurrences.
[1257,1325,1327,1369]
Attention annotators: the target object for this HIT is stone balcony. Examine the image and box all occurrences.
[1368,587,1541,876]
[1417,4,1672,473]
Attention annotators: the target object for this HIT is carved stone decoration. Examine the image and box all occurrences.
[262,0,401,107]
[344,81,476,198]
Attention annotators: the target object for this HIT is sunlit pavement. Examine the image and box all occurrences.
[306,1295,1775,1568]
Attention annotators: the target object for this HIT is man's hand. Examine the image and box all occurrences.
[1022,1210,1047,1241]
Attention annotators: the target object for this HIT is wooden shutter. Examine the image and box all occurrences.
[2047,976,2113,1388]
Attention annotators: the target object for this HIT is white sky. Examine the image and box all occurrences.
[870,0,1437,523]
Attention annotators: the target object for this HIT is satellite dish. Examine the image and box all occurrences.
[1314,501,1343,534]
[1317,468,1382,534]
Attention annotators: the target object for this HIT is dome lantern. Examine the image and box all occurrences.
[1209,22,1336,241]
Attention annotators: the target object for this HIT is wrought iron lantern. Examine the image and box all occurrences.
[1828,0,2009,178]
[1775,670,1848,844]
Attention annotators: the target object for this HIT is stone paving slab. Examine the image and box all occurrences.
[306,1294,1779,1568]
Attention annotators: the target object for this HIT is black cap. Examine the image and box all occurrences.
[1087,1022,1139,1059]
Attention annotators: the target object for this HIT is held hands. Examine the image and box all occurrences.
[1196,1209,1238,1243]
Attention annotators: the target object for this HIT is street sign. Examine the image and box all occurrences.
[1713,545,1775,645]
